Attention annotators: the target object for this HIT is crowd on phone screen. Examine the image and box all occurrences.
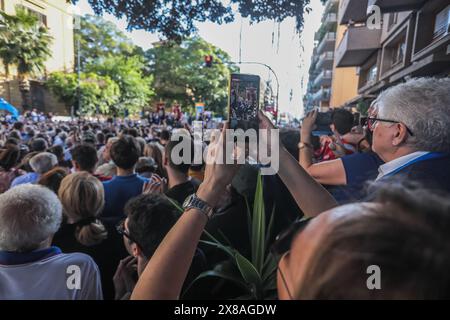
[0,77,450,300]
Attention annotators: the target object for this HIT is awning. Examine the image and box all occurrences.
[0,98,20,119]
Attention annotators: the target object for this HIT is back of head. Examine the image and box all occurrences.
[332,109,354,136]
[377,77,450,152]
[110,135,141,170]
[71,144,98,172]
[13,122,24,132]
[0,184,62,252]
[298,184,450,299]
[124,194,179,258]
[38,167,68,194]
[48,145,64,161]
[30,138,48,152]
[160,129,171,142]
[29,152,58,174]
[0,145,20,171]
[165,135,194,175]
[58,172,107,246]
[135,157,156,176]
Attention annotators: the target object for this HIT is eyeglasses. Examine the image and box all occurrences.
[116,219,142,248]
[270,217,313,300]
[365,117,414,136]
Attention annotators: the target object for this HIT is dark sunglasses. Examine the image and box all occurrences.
[364,117,414,136]
[270,217,313,300]
[270,217,313,260]
[116,219,142,248]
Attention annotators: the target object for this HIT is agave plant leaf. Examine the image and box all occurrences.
[262,253,278,282]
[182,270,251,299]
[234,252,263,298]
[251,172,265,274]
[265,204,276,252]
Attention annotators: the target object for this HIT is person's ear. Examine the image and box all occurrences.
[392,123,408,146]
[330,124,335,132]
[72,160,80,171]
[128,242,139,258]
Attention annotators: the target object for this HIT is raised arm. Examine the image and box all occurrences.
[259,111,338,217]
[131,125,239,300]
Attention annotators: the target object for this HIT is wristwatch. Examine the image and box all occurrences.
[298,142,313,150]
[183,193,215,220]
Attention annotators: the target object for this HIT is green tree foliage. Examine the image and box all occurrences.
[146,37,238,116]
[47,71,120,116]
[71,0,312,41]
[0,7,53,107]
[85,55,154,114]
[75,14,143,68]
[49,14,154,116]
[0,7,53,77]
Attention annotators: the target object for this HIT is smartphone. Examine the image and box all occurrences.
[228,73,260,131]
[312,112,333,136]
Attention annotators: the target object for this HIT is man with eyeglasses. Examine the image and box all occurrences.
[366,78,450,192]
[113,193,207,300]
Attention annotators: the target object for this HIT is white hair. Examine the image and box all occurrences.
[29,152,58,174]
[0,184,62,252]
[377,77,450,152]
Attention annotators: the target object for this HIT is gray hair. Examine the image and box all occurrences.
[377,77,450,152]
[0,184,62,252]
[29,152,58,174]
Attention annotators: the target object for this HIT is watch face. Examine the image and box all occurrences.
[183,194,194,208]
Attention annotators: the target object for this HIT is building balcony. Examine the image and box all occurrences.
[313,70,333,87]
[317,52,335,69]
[339,0,369,25]
[312,88,331,103]
[367,0,426,13]
[317,32,336,54]
[335,26,381,67]
[323,13,338,29]
[324,0,339,12]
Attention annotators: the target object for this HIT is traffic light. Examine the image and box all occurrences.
[204,55,213,67]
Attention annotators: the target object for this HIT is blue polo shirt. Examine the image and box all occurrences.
[101,174,149,221]
[10,172,41,188]
[328,152,384,203]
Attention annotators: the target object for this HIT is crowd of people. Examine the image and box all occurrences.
[0,77,449,300]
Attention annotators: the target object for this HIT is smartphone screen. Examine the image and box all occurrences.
[228,73,260,131]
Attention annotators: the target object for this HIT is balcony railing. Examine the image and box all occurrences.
[317,32,336,54]
[323,13,337,25]
[313,70,333,87]
[312,88,331,102]
[339,0,369,25]
[335,25,381,67]
[317,52,335,69]
[367,0,425,13]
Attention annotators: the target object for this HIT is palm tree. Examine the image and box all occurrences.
[0,7,53,109]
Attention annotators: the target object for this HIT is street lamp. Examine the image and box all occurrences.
[232,61,280,125]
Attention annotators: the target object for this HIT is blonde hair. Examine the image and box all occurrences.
[58,172,107,246]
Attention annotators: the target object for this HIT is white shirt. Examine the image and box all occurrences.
[376,151,429,181]
[0,252,103,300]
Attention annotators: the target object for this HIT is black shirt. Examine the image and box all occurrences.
[165,179,200,205]
[52,220,128,300]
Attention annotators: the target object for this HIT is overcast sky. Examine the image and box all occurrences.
[75,0,325,118]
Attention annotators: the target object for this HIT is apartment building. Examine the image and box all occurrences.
[303,0,339,114]
[335,0,450,111]
[303,0,360,115]
[0,0,74,114]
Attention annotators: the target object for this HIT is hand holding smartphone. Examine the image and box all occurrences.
[228,73,260,131]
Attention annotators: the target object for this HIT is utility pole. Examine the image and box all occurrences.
[75,34,81,119]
